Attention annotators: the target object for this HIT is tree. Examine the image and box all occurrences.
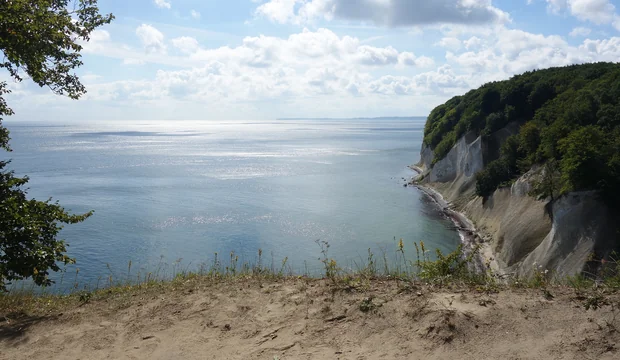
[482,111,504,135]
[0,1,113,291]
[530,159,561,202]
[517,121,541,169]
[558,126,610,193]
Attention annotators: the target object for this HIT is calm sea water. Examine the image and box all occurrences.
[5,118,460,287]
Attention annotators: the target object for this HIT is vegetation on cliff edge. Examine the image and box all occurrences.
[423,63,620,203]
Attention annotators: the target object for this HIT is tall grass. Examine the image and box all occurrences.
[1,240,618,316]
[2,239,479,295]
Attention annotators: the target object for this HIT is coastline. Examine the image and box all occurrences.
[408,164,424,174]
[407,166,496,274]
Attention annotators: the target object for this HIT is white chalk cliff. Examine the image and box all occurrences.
[417,126,617,278]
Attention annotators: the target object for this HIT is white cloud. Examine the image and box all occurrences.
[255,0,300,24]
[154,0,171,9]
[67,26,620,109]
[569,26,592,36]
[14,22,620,120]
[568,0,615,24]
[580,37,620,60]
[495,29,566,60]
[190,10,201,19]
[90,30,110,42]
[367,65,469,96]
[136,24,167,54]
[397,52,435,67]
[543,0,620,28]
[413,64,469,93]
[435,37,462,51]
[80,30,111,53]
[169,28,436,70]
[443,27,620,88]
[255,0,510,26]
[464,36,484,50]
[70,27,449,110]
[355,46,399,66]
[80,60,467,110]
[172,37,200,54]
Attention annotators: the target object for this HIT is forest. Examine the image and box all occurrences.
[423,62,620,205]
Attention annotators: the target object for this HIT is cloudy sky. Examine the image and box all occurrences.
[5,0,620,121]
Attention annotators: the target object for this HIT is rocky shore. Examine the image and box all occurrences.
[407,166,497,275]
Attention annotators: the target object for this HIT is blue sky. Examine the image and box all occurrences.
[4,0,620,121]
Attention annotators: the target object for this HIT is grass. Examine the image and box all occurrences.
[1,241,619,320]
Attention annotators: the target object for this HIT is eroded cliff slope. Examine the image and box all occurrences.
[417,128,617,278]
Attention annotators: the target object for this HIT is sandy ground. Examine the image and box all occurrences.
[1,279,619,360]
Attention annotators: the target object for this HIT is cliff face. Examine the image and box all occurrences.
[417,128,618,278]
[416,131,481,202]
[517,191,618,278]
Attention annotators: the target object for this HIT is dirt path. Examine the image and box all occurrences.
[1,279,619,360]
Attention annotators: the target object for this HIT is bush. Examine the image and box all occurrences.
[475,159,513,198]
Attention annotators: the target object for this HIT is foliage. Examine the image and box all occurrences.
[316,240,340,283]
[0,164,93,290]
[0,0,113,291]
[557,126,611,193]
[422,63,620,203]
[0,0,113,99]
[529,160,561,201]
[475,159,513,198]
[417,245,471,281]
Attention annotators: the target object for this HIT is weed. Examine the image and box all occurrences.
[362,248,377,278]
[582,291,620,333]
[415,243,480,285]
[599,252,620,289]
[584,293,607,311]
[78,291,92,305]
[530,262,550,288]
[316,240,340,283]
[359,297,380,313]
[565,274,595,292]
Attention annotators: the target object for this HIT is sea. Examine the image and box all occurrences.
[5,118,460,289]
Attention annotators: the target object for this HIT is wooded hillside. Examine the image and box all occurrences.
[423,63,620,204]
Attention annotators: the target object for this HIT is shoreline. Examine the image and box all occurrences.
[407,164,424,174]
[407,166,492,273]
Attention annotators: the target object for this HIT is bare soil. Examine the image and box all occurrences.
[1,279,619,360]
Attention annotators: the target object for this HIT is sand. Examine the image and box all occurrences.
[1,278,619,360]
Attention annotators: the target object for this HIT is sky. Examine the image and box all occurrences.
[4,0,620,121]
